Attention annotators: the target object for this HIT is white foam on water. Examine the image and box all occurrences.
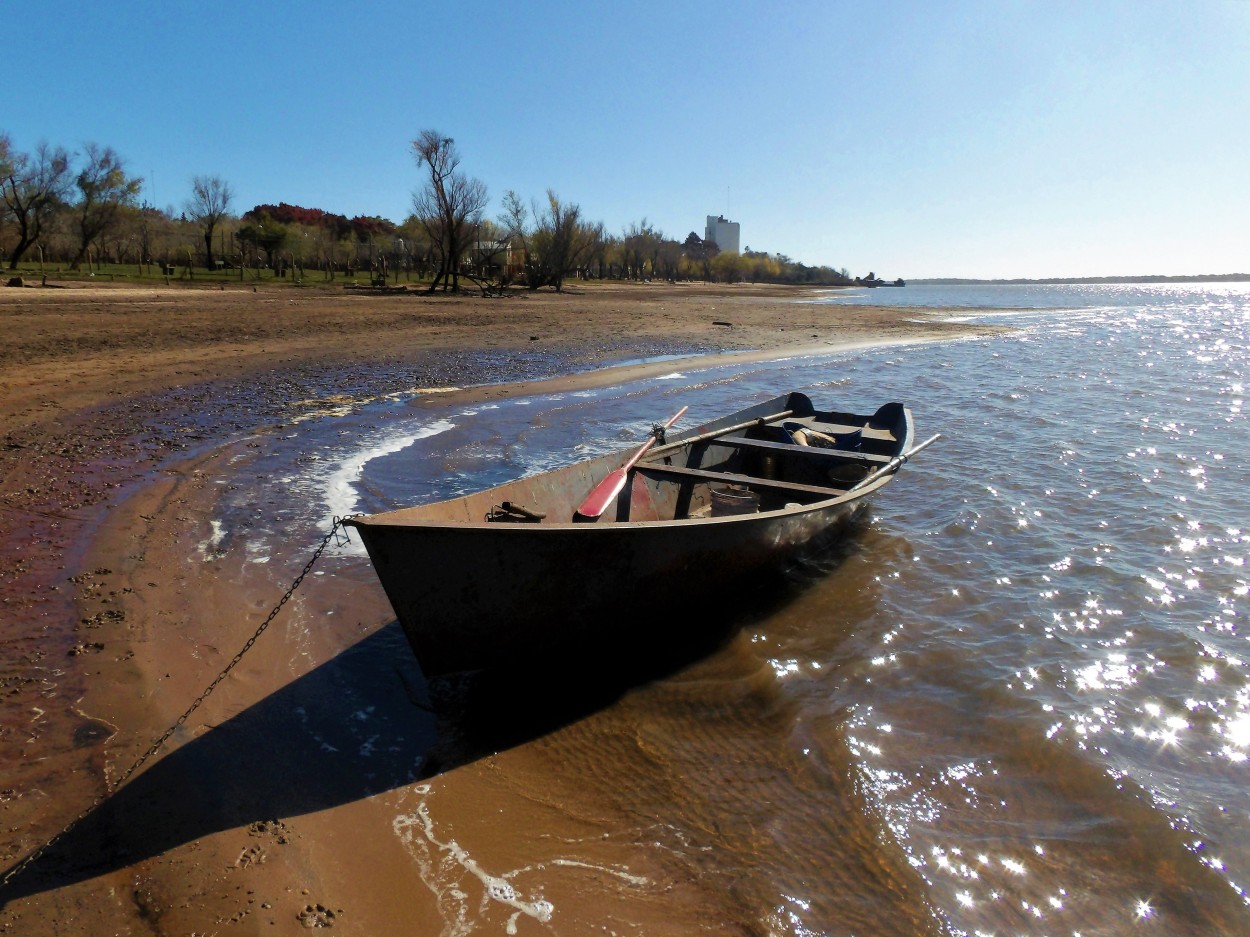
[390,783,649,934]
[320,419,455,525]
[197,519,227,561]
[456,402,505,420]
[546,857,648,887]
[392,785,553,935]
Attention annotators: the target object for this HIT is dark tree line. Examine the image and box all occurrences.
[2,127,855,287]
[1,136,146,271]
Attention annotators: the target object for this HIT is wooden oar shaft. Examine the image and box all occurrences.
[621,405,688,471]
[575,405,689,518]
[848,433,941,492]
[648,409,794,459]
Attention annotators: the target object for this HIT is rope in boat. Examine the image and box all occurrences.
[0,516,353,892]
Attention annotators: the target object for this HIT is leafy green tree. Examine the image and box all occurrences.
[743,249,781,282]
[589,233,618,279]
[681,231,719,281]
[711,250,743,283]
[100,203,149,265]
[395,215,435,279]
[622,219,662,280]
[2,137,73,269]
[235,213,289,274]
[70,143,141,270]
[654,238,683,282]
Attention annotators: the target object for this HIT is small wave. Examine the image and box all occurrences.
[321,419,456,525]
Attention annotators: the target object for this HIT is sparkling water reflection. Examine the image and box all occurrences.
[215,283,1250,933]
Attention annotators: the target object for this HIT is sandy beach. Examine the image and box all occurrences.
[0,280,1006,935]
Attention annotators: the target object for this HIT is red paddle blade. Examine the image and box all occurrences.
[576,468,628,518]
[575,405,686,519]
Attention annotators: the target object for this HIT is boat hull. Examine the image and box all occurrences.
[349,496,869,677]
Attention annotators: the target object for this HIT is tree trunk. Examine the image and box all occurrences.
[8,218,35,269]
[7,238,33,271]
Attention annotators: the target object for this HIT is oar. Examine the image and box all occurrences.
[848,433,941,492]
[576,406,688,518]
[647,408,795,459]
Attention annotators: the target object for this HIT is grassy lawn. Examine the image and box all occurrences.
[2,261,433,290]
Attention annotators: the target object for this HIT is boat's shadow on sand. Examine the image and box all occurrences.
[1,532,863,905]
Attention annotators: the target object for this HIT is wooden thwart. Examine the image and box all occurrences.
[713,434,894,464]
[636,462,848,498]
[648,409,795,459]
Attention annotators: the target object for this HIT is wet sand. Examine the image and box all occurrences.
[0,280,1008,934]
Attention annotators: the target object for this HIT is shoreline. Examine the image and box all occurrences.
[0,282,1012,933]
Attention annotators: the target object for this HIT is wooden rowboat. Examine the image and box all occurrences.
[345,392,928,679]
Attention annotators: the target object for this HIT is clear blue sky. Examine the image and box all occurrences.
[8,0,1249,279]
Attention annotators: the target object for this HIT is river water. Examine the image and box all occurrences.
[211,282,1250,934]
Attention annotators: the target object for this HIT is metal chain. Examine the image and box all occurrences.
[0,516,352,892]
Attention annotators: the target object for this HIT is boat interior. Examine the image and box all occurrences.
[623,403,907,522]
[473,401,911,526]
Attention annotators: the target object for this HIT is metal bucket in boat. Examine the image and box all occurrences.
[710,484,760,516]
[827,462,871,485]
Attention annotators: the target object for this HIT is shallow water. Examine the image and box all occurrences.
[209,283,1250,933]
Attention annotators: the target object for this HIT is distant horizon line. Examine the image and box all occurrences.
[909,273,1250,285]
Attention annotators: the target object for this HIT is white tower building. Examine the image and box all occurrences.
[705,215,741,254]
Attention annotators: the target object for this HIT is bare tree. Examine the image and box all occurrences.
[0,133,10,210]
[496,188,531,284]
[498,189,529,254]
[2,138,73,269]
[527,191,603,291]
[410,131,487,292]
[186,174,233,271]
[499,189,604,291]
[71,143,141,270]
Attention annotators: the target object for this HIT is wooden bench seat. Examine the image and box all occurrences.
[713,435,894,464]
[786,418,898,443]
[635,462,847,498]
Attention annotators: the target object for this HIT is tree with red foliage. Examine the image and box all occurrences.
[245,202,354,241]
